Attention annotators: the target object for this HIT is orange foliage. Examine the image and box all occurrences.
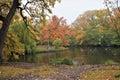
[40,15,76,45]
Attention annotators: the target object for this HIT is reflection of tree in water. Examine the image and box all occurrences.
[19,53,38,63]
[69,46,75,58]
[83,47,120,64]
[71,47,120,65]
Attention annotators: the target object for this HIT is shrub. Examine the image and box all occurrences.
[52,38,61,49]
[62,58,73,65]
[49,58,73,65]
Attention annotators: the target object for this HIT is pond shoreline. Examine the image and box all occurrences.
[19,46,120,65]
[36,47,68,53]
[36,46,68,53]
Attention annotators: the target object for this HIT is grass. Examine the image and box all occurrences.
[0,65,58,79]
[80,65,120,80]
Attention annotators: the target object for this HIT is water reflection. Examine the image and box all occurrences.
[21,47,120,65]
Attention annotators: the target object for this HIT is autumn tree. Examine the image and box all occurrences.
[72,11,93,30]
[2,31,24,61]
[72,9,120,46]
[40,15,76,46]
[72,9,110,30]
[75,29,85,45]
[0,0,60,62]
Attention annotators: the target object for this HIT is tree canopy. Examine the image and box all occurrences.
[0,0,60,61]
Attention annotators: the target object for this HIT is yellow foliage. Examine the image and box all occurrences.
[36,36,40,41]
[2,32,24,61]
[13,54,19,60]
[99,26,104,33]
[75,29,85,45]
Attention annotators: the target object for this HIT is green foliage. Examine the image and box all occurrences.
[49,58,73,65]
[49,58,63,64]
[2,21,37,61]
[84,26,101,46]
[69,37,76,46]
[11,22,37,54]
[62,58,73,65]
[0,0,60,62]
[84,26,120,46]
[73,9,120,46]
[111,39,120,46]
[52,38,61,49]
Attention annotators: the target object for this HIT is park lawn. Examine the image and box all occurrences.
[80,65,120,80]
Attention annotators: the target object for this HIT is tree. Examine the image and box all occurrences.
[75,29,85,45]
[0,0,59,61]
[11,22,37,55]
[104,0,120,38]
[52,38,61,49]
[72,9,110,30]
[2,31,24,61]
[72,9,120,46]
[72,11,92,30]
[40,15,76,46]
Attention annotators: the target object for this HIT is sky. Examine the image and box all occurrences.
[52,0,105,24]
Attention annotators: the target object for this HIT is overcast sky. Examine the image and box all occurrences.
[52,0,105,24]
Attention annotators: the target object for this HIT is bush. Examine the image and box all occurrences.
[52,38,61,49]
[62,58,73,65]
[49,58,73,65]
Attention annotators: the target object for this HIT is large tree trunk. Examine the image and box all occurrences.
[0,0,19,62]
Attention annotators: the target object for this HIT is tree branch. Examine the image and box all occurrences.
[0,15,5,22]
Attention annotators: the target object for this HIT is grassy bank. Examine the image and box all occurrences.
[36,45,68,53]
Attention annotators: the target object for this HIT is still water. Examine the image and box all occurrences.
[22,47,120,65]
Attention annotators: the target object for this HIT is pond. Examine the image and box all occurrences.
[21,47,120,65]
